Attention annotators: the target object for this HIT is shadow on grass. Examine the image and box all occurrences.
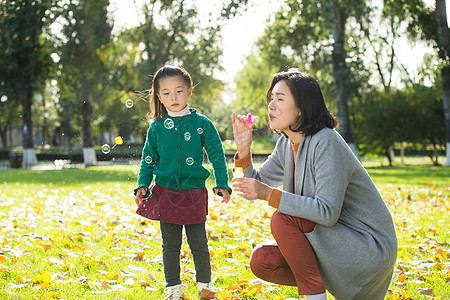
[1,164,448,188]
[367,165,449,186]
[1,166,138,184]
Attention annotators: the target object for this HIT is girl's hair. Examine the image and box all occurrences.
[148,65,193,121]
[266,68,337,136]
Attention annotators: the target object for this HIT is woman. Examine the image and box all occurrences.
[232,68,397,300]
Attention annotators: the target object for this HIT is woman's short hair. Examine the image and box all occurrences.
[266,68,337,136]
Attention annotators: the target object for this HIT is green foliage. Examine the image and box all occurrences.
[0,0,253,150]
[56,0,112,148]
[354,83,445,164]
[121,0,224,100]
[383,0,436,43]
[57,0,112,82]
[97,0,242,141]
[233,0,447,160]
[0,0,56,98]
[234,54,278,130]
[31,82,63,146]
[239,0,373,143]
[383,0,450,152]
[0,0,59,150]
[205,103,235,141]
[0,98,21,147]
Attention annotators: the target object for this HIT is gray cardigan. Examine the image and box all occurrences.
[244,128,397,299]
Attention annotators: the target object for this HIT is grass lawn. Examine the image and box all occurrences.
[0,160,448,299]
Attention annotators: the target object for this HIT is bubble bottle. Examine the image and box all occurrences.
[233,167,244,182]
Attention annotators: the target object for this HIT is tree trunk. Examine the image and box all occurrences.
[82,98,93,147]
[443,66,450,166]
[82,97,97,166]
[385,147,393,166]
[435,0,450,166]
[331,3,358,157]
[22,88,37,168]
[432,143,439,166]
[41,94,49,145]
[0,126,7,148]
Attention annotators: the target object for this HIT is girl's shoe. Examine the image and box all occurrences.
[198,282,217,299]
[164,283,187,299]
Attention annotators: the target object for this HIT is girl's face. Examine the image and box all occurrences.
[268,80,301,133]
[158,75,192,112]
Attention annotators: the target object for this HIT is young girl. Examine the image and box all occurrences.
[134,65,231,299]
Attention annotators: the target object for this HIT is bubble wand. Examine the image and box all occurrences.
[246,113,258,125]
[101,136,123,154]
[233,113,258,181]
[112,136,123,149]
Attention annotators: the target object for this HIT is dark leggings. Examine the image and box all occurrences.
[160,222,211,287]
[249,210,325,295]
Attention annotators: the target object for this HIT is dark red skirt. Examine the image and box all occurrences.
[136,184,208,225]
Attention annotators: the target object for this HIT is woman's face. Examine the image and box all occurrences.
[158,75,192,112]
[268,80,301,133]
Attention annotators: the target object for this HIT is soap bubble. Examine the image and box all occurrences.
[125,99,134,108]
[101,144,111,154]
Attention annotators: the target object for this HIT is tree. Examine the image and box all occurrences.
[32,81,62,147]
[384,0,450,166]
[56,0,112,166]
[355,83,444,166]
[249,0,370,156]
[234,53,278,132]
[125,0,226,106]
[0,96,21,148]
[354,90,397,164]
[357,2,417,92]
[0,0,57,167]
[103,0,249,143]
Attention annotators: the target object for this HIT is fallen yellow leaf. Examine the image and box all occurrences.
[12,262,25,270]
[200,288,217,299]
[217,290,232,300]
[417,288,434,296]
[105,273,118,280]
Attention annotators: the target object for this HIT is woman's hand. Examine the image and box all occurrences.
[232,177,272,201]
[232,112,254,158]
[135,187,147,206]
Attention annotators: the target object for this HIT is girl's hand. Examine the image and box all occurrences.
[215,188,231,204]
[135,187,147,206]
[232,177,272,201]
[232,112,254,158]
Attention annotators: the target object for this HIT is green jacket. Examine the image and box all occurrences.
[136,108,231,195]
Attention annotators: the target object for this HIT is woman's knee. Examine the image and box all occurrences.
[271,210,316,236]
[249,245,267,278]
[249,245,283,277]
[270,210,287,239]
